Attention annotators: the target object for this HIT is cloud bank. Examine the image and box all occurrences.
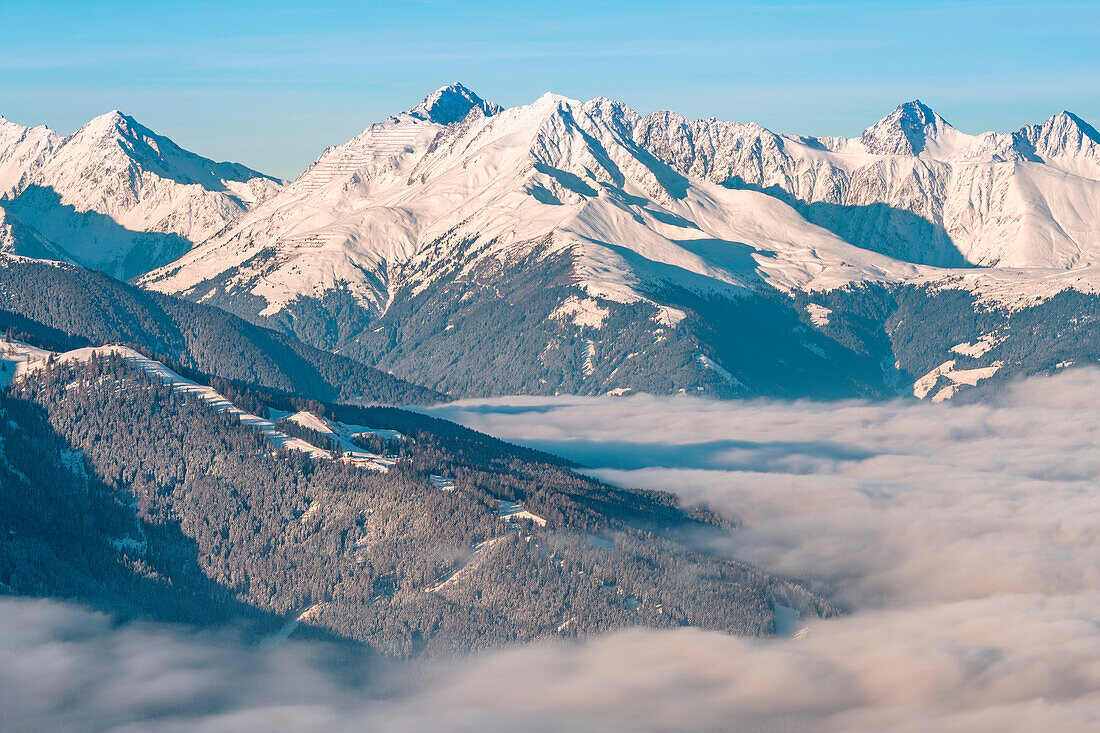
[432,368,1100,609]
[6,369,1100,731]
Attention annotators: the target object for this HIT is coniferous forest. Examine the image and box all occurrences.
[1,352,830,657]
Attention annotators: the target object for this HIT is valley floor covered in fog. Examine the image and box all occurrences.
[5,369,1100,731]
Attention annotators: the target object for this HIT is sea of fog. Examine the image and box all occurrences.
[4,369,1099,731]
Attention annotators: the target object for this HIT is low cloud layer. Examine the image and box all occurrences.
[6,369,1100,731]
[425,369,1100,729]
[433,369,1100,609]
[5,594,1098,731]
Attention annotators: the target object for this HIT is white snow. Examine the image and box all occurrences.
[344,425,405,441]
[16,346,337,459]
[429,475,456,492]
[272,410,398,471]
[950,334,1002,358]
[804,303,832,327]
[498,499,547,527]
[111,536,147,555]
[71,347,332,457]
[1,111,280,277]
[262,603,328,646]
[139,88,1097,323]
[0,339,51,388]
[947,363,1003,387]
[772,603,808,639]
[914,361,956,400]
[2,90,1097,318]
[914,360,1003,401]
[58,448,86,479]
[637,101,1100,273]
[427,536,506,593]
[583,340,597,377]
[585,533,613,550]
[138,90,938,320]
[281,410,331,434]
[698,354,741,387]
[551,295,610,329]
[298,503,321,523]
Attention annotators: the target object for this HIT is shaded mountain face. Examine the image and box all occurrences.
[0,207,68,261]
[858,99,954,156]
[0,111,281,279]
[408,82,503,124]
[132,86,1100,402]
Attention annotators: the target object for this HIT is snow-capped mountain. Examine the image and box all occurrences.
[143,86,930,315]
[122,86,1100,399]
[0,111,281,279]
[1018,110,1100,179]
[137,85,927,396]
[0,115,57,193]
[635,100,1100,269]
[135,85,1100,400]
[858,99,960,156]
[408,81,504,124]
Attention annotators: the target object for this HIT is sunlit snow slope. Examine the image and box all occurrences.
[0,111,281,279]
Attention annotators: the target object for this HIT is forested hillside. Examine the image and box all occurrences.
[0,389,280,631]
[0,258,443,404]
[3,354,831,656]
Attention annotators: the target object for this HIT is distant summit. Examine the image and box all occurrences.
[407,83,502,125]
[859,99,955,155]
[0,110,281,278]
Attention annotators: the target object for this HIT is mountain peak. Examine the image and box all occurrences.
[0,114,35,136]
[94,109,129,124]
[897,99,937,120]
[1016,110,1100,172]
[860,99,954,156]
[408,83,502,125]
[1047,110,1100,144]
[80,109,145,140]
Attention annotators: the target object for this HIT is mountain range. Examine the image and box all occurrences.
[4,84,1100,400]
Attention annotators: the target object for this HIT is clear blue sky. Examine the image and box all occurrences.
[3,0,1098,179]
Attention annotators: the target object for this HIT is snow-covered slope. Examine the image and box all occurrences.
[143,90,1100,322]
[0,208,69,261]
[13,343,346,459]
[0,111,282,279]
[0,115,58,193]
